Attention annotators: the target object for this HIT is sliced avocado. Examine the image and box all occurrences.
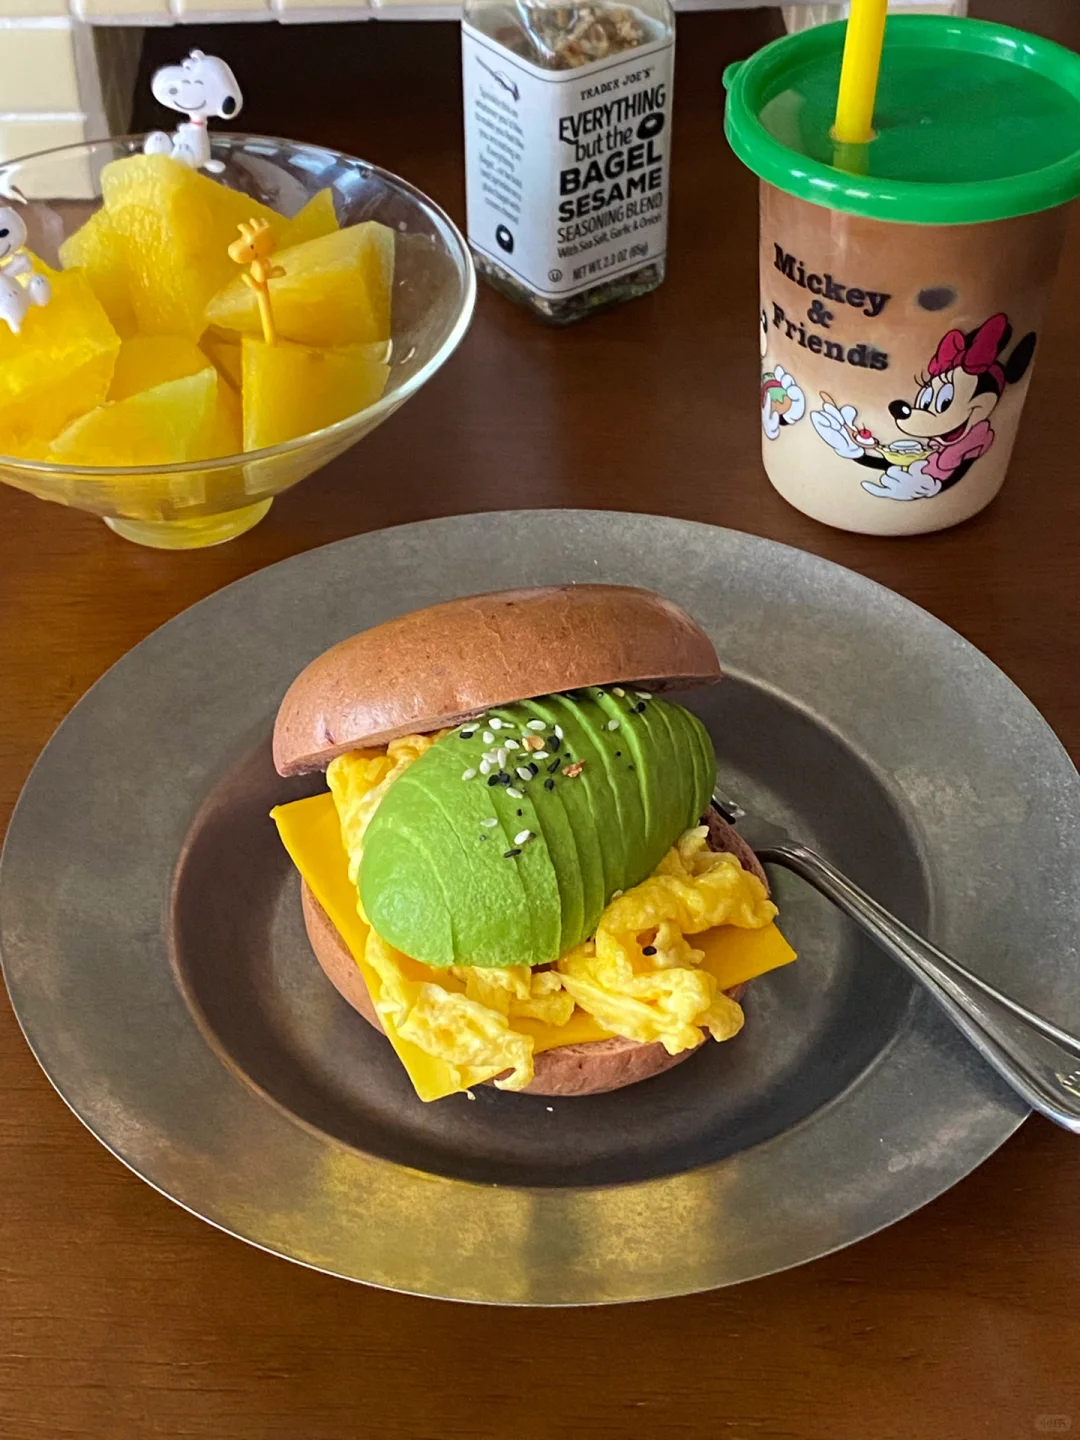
[625,694,684,864]
[357,814,456,966]
[588,687,652,880]
[520,696,608,939]
[546,693,627,901]
[488,704,584,958]
[359,734,557,968]
[684,705,718,823]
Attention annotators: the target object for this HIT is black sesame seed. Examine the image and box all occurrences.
[634,702,647,713]
[615,751,622,758]
[628,763,635,770]
[526,762,539,777]
[517,809,523,817]
[642,945,657,956]
[504,847,522,858]
[478,833,488,841]
[487,774,500,786]
[544,778,555,791]
[547,758,560,774]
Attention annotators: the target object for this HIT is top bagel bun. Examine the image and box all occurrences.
[273,585,721,776]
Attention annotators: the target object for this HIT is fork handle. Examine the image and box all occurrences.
[760,842,1080,1134]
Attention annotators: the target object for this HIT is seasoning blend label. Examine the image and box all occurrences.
[462,23,673,302]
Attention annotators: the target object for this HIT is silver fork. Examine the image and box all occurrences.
[713,787,1080,1134]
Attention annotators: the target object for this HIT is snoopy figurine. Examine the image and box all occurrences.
[0,207,51,335]
[143,51,242,175]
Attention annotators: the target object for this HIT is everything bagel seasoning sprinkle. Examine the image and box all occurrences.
[504,738,520,750]
[482,731,495,744]
[504,847,522,858]
[514,830,533,846]
[612,687,625,697]
[562,761,585,778]
[480,817,499,827]
[523,734,544,752]
[506,786,524,799]
[527,720,546,731]
[489,718,503,730]
[479,760,492,775]
[544,778,555,790]
[547,758,560,773]
[516,766,533,781]
[642,945,657,956]
[533,750,549,761]
[607,719,620,731]
[462,768,477,781]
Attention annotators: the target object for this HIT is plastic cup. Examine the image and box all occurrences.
[725,17,1080,536]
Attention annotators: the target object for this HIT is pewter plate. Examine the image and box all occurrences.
[2,512,1078,1304]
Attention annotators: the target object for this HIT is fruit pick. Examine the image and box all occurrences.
[0,207,51,335]
[832,0,888,163]
[143,51,243,175]
[228,218,284,346]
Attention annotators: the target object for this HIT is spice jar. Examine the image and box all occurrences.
[462,0,675,323]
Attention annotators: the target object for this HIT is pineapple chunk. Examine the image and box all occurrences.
[242,336,389,450]
[109,334,211,402]
[50,369,231,466]
[58,206,137,339]
[200,327,243,391]
[101,154,285,340]
[280,189,339,248]
[0,265,119,458]
[206,222,394,348]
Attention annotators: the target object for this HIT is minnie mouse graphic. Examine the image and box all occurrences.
[810,313,1036,501]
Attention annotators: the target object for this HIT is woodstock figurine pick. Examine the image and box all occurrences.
[229,218,284,346]
[144,51,242,174]
[0,207,51,335]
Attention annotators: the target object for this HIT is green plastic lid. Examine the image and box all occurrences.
[723,15,1080,225]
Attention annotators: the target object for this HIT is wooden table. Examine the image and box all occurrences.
[3,9,1079,1437]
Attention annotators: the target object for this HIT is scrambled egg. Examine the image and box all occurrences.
[322,741,787,1095]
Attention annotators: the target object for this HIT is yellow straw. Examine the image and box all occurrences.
[833,0,888,147]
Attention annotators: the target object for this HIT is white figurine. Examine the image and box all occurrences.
[0,208,51,336]
[143,51,243,175]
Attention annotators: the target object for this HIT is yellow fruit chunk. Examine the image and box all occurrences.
[58,206,137,339]
[207,222,394,347]
[101,154,285,340]
[280,188,339,248]
[109,334,210,402]
[0,265,119,459]
[242,336,389,450]
[208,377,242,458]
[200,327,243,391]
[50,369,230,466]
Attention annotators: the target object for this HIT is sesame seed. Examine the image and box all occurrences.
[546,1106,554,1113]
[478,833,488,841]
[479,760,491,775]
[482,731,495,744]
[460,729,475,739]
[490,718,503,730]
[607,719,620,731]
[480,817,498,827]
[497,747,508,767]
[505,738,520,750]
[613,686,625,697]
[634,690,650,699]
[462,768,477,781]
[527,720,546,731]
[506,786,524,800]
[514,829,532,846]
[615,751,622,758]
[517,808,523,816]
[504,847,522,858]
[642,945,657,956]
[547,758,560,773]
[634,702,647,713]
[534,751,549,761]
[554,725,564,739]
[544,778,555,791]
[611,889,623,899]
[549,736,561,752]
[516,766,533,781]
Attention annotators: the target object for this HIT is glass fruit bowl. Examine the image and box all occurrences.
[0,135,475,548]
